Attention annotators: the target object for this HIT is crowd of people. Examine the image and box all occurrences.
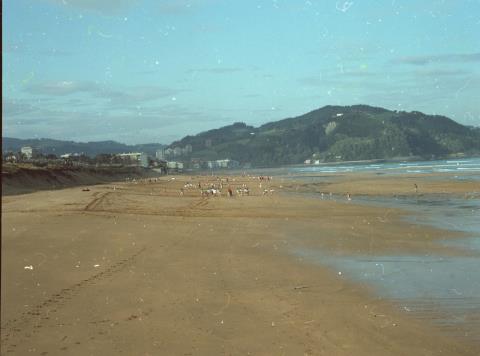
[179,175,275,198]
[119,174,277,198]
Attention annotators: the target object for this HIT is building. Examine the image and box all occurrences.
[118,152,142,161]
[21,146,36,159]
[4,152,18,162]
[139,153,149,168]
[190,158,203,170]
[166,161,184,172]
[164,148,174,158]
[117,152,149,167]
[60,153,82,161]
[216,159,239,169]
[165,145,194,158]
[207,159,240,169]
[207,160,218,169]
[173,147,183,157]
[156,149,165,160]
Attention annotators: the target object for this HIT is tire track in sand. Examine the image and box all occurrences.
[84,191,112,212]
[0,247,146,353]
[83,193,210,217]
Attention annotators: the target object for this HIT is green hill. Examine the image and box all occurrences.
[4,105,478,167]
[170,105,480,167]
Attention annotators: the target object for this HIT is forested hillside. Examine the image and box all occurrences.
[170,105,480,166]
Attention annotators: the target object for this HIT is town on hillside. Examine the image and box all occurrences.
[2,144,241,174]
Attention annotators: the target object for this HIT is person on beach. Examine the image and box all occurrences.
[347,192,352,201]
[414,183,418,194]
[228,187,233,197]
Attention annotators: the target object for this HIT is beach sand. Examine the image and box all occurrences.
[2,174,479,355]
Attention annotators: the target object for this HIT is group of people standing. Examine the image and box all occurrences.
[177,176,273,198]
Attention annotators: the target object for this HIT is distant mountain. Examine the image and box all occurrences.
[2,137,165,157]
[170,105,480,167]
[5,105,479,166]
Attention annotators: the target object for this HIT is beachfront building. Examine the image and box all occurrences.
[139,153,149,168]
[164,148,174,158]
[207,161,218,169]
[166,161,184,173]
[60,153,80,159]
[20,146,38,159]
[3,152,19,162]
[217,159,240,169]
[162,145,193,160]
[190,158,203,170]
[156,149,165,160]
[117,152,149,168]
[118,152,141,163]
[173,147,183,157]
[207,159,240,169]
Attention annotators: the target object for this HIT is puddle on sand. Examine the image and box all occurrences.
[295,248,480,342]
[294,193,480,343]
[354,195,480,255]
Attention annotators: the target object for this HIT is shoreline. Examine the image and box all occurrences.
[2,173,479,354]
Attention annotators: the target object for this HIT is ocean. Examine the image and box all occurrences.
[290,157,480,177]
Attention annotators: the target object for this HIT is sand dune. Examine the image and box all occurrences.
[1,165,158,196]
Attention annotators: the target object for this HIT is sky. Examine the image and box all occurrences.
[3,0,480,144]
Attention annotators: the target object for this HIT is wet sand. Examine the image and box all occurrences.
[2,174,479,355]
[280,171,480,197]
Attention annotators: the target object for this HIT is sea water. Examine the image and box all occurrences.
[289,157,480,178]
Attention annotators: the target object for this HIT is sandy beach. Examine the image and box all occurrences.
[2,173,479,355]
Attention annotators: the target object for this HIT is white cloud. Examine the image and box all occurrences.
[396,52,480,66]
[186,67,244,74]
[25,81,101,96]
[44,0,139,14]
[3,100,223,144]
[23,81,180,108]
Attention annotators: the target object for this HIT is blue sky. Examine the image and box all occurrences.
[3,0,480,144]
